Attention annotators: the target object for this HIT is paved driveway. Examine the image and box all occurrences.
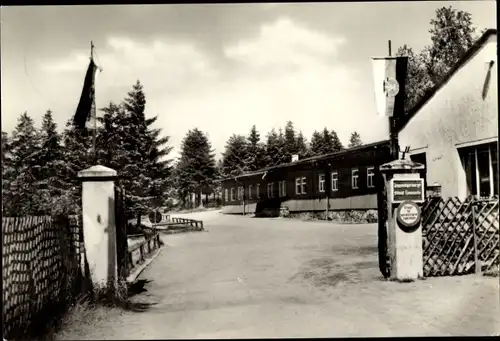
[57,213,500,339]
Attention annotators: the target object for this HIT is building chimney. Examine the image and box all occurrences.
[292,154,299,162]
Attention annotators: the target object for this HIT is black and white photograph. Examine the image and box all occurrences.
[1,1,498,339]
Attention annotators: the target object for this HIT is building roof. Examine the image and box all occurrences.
[224,139,390,181]
[396,28,497,133]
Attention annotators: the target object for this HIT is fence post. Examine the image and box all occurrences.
[472,198,480,274]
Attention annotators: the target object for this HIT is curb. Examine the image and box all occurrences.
[126,247,164,283]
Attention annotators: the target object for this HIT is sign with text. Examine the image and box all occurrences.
[396,201,422,233]
[391,178,424,203]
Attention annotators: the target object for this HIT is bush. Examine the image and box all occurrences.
[286,209,378,224]
[363,209,378,223]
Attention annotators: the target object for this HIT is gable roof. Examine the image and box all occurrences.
[396,28,497,133]
[223,139,390,181]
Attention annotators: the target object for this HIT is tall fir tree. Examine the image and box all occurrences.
[221,134,250,177]
[37,110,66,214]
[348,131,363,148]
[265,128,287,166]
[330,130,343,152]
[295,131,310,159]
[310,130,324,156]
[284,121,299,162]
[2,131,13,215]
[176,128,217,208]
[246,125,267,171]
[6,112,42,215]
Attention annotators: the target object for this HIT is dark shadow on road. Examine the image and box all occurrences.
[128,279,151,298]
[121,279,158,312]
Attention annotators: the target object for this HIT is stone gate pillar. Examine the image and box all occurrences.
[78,165,118,294]
[380,157,425,281]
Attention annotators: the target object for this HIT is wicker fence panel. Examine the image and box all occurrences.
[2,215,83,338]
[422,197,499,277]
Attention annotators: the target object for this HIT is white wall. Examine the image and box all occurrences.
[399,35,498,200]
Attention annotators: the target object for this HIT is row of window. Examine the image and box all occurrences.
[224,167,376,201]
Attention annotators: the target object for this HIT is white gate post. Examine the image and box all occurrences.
[380,158,425,281]
[78,165,118,294]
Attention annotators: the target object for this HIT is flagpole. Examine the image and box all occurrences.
[387,40,398,160]
[91,41,97,164]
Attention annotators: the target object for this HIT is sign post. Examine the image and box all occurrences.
[380,157,425,281]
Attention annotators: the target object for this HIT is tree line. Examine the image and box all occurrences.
[2,6,483,213]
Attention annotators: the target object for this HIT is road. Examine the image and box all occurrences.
[57,211,500,339]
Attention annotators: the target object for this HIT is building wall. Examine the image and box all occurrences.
[399,35,498,200]
[221,143,391,214]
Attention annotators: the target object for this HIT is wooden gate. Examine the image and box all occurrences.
[115,186,129,281]
[421,196,499,277]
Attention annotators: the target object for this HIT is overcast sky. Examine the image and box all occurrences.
[1,2,496,160]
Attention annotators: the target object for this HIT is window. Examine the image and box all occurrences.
[230,188,235,201]
[352,168,359,189]
[318,174,326,192]
[367,167,375,188]
[279,181,286,197]
[301,177,307,194]
[248,185,253,200]
[295,177,307,194]
[331,171,338,191]
[459,142,498,197]
[237,186,243,201]
[267,182,274,198]
[256,183,260,198]
[295,178,301,195]
[225,189,229,202]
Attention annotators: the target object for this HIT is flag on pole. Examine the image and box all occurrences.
[73,58,99,129]
[371,56,408,117]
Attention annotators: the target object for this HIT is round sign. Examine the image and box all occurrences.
[148,210,162,224]
[384,77,400,97]
[396,201,421,233]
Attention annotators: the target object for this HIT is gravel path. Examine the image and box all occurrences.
[56,214,500,339]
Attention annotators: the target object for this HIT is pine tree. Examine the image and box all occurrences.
[246,125,266,171]
[176,128,217,208]
[295,131,310,159]
[59,118,94,215]
[330,130,343,152]
[6,112,42,215]
[310,130,323,156]
[265,128,287,166]
[348,131,363,148]
[2,131,13,215]
[284,121,298,162]
[37,110,66,214]
[221,134,250,177]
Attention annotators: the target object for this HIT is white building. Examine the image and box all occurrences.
[398,29,498,200]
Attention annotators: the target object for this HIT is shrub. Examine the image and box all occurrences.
[363,209,378,223]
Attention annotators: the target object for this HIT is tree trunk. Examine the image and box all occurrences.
[137,213,142,228]
[198,188,203,208]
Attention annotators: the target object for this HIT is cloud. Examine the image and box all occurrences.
[224,17,346,70]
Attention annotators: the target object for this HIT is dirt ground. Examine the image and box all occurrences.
[55,211,500,339]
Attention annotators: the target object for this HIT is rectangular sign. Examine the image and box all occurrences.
[391,178,424,203]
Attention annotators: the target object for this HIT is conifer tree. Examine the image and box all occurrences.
[6,112,42,215]
[348,131,363,148]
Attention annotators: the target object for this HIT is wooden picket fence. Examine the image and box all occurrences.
[421,196,499,277]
